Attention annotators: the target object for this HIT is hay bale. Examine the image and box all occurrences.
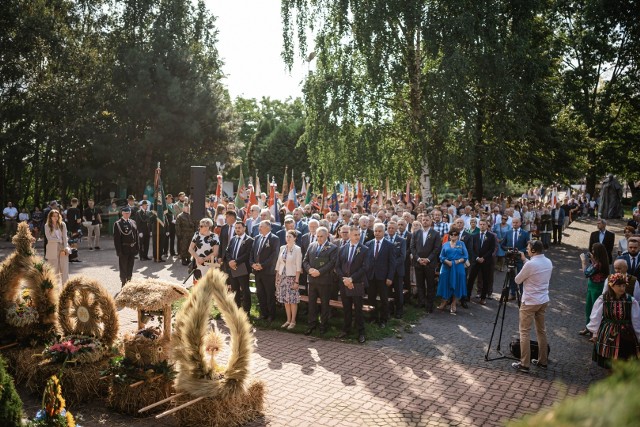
[1,345,44,384]
[173,380,265,427]
[115,278,188,311]
[26,358,110,406]
[123,332,171,366]
[108,376,174,416]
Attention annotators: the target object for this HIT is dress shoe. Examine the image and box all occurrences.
[578,328,590,336]
[358,334,366,344]
[337,331,349,339]
[304,327,315,336]
[461,300,469,309]
[94,246,101,250]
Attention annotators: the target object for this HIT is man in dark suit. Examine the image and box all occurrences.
[293,208,309,235]
[303,226,338,335]
[386,221,407,318]
[249,220,280,322]
[327,211,342,238]
[277,216,302,246]
[135,200,152,260]
[366,223,396,327]
[550,205,565,244]
[358,216,374,245]
[398,219,413,296]
[299,219,320,297]
[467,219,496,304]
[502,217,530,299]
[617,238,640,278]
[411,215,442,313]
[226,222,254,314]
[588,219,616,265]
[219,210,237,271]
[336,226,369,343]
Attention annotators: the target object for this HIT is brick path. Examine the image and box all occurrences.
[0,217,625,426]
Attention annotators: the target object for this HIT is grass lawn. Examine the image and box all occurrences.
[172,291,426,343]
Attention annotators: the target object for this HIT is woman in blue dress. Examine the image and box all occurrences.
[493,216,512,272]
[437,227,469,313]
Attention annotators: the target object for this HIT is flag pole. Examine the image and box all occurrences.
[155,162,161,262]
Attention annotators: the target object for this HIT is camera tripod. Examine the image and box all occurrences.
[484,263,521,361]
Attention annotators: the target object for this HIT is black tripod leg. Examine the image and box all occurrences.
[485,269,516,361]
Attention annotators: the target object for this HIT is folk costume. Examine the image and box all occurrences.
[113,209,139,287]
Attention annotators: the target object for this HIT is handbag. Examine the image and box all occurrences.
[510,336,551,359]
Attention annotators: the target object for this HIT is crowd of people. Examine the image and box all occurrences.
[2,184,639,365]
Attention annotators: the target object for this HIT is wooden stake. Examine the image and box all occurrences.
[138,392,185,413]
[155,396,205,419]
[0,342,19,351]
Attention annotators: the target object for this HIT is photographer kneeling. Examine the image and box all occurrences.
[511,240,553,373]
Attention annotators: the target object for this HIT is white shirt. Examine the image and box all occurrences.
[515,254,552,305]
[3,206,18,219]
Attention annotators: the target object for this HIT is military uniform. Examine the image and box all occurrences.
[164,199,177,256]
[149,205,166,262]
[114,208,139,286]
[176,211,198,265]
[135,202,152,260]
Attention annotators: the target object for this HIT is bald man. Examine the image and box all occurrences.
[601,259,640,301]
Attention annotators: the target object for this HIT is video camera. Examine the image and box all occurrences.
[504,247,521,267]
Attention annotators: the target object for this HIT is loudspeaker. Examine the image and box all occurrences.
[190,166,206,221]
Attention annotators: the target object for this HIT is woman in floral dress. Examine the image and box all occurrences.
[188,217,219,285]
[274,230,302,329]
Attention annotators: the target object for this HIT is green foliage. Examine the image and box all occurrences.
[510,360,640,426]
[0,355,23,426]
[0,0,237,207]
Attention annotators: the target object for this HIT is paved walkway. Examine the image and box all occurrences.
[1,217,625,426]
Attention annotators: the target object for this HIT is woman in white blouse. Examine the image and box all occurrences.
[44,209,71,286]
[275,230,302,329]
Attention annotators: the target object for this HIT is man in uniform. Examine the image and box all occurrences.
[164,194,177,257]
[135,200,152,260]
[114,206,139,291]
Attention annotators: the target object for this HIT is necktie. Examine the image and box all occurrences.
[228,225,233,244]
[316,243,323,256]
[632,256,637,272]
[233,236,242,259]
[480,232,485,246]
[360,232,365,244]
[348,245,355,263]
[375,240,380,258]
[258,235,265,254]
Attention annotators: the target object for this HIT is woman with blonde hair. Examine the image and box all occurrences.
[44,209,71,286]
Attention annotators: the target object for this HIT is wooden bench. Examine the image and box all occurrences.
[298,294,375,312]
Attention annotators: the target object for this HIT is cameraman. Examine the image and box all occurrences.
[511,240,552,373]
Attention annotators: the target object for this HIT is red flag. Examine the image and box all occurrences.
[405,180,411,204]
[357,181,363,202]
[215,174,223,208]
[249,184,258,207]
[343,182,349,205]
[321,184,328,214]
[286,179,297,212]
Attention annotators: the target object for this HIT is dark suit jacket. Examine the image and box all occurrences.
[358,228,374,245]
[295,220,309,236]
[617,253,640,278]
[300,233,317,257]
[366,239,395,281]
[225,234,254,274]
[219,223,236,262]
[589,230,615,264]
[277,228,302,246]
[387,235,407,277]
[336,243,369,284]
[411,228,442,266]
[461,231,479,263]
[502,228,529,252]
[476,231,496,261]
[303,241,338,285]
[249,233,280,274]
[550,208,565,225]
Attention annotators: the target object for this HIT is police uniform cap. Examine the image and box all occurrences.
[121,206,132,213]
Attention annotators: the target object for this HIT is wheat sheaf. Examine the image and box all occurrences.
[171,268,253,398]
